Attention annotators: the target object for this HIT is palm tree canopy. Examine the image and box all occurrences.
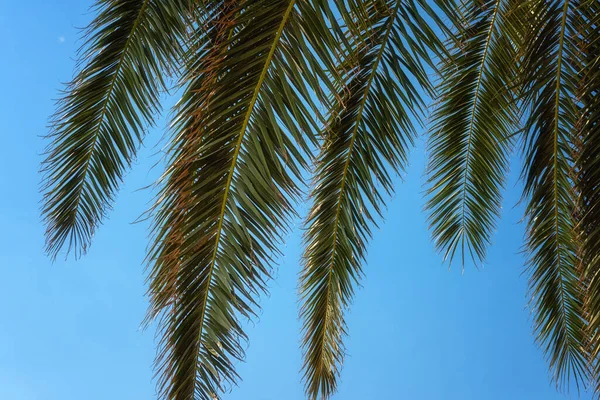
[41,0,600,399]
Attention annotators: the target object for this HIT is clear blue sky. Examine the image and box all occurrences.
[0,1,592,399]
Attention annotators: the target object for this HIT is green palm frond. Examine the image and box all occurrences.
[146,1,327,398]
[41,0,192,258]
[572,0,600,391]
[425,0,520,266]
[42,0,600,396]
[299,1,443,398]
[519,0,590,389]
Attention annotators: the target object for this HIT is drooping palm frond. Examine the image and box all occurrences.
[145,1,329,398]
[519,0,590,389]
[41,0,193,258]
[425,0,521,266]
[42,0,600,396]
[299,1,444,398]
[572,0,600,392]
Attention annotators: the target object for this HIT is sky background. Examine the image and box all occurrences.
[0,1,594,399]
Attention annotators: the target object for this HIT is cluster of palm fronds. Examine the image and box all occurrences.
[41,0,599,398]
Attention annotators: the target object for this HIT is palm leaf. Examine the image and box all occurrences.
[571,0,600,391]
[41,0,192,258]
[519,0,590,389]
[299,1,444,398]
[425,0,521,266]
[146,1,327,398]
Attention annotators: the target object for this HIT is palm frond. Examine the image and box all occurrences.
[41,0,192,258]
[425,0,521,266]
[145,1,327,398]
[519,0,590,389]
[571,0,600,391]
[299,1,443,398]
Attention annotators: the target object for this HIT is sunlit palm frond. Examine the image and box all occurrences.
[146,1,326,398]
[41,0,192,258]
[299,1,444,398]
[519,0,590,390]
[425,0,521,266]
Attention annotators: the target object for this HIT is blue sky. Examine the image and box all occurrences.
[0,1,592,399]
